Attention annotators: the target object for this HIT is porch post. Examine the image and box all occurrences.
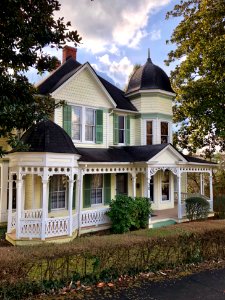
[177,169,182,220]
[68,179,74,236]
[209,170,213,210]
[7,174,13,233]
[41,179,48,240]
[132,172,137,198]
[200,173,205,195]
[78,171,83,236]
[16,178,23,239]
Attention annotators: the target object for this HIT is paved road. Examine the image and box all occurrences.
[82,268,225,300]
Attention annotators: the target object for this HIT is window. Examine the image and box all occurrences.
[116,173,128,195]
[161,122,169,144]
[118,116,125,144]
[63,105,103,143]
[146,121,153,145]
[49,175,67,209]
[149,177,154,202]
[161,170,170,201]
[85,108,95,142]
[91,174,103,205]
[72,106,82,140]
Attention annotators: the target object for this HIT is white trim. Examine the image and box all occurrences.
[127,89,176,98]
[148,144,188,164]
[112,108,139,114]
[51,63,117,108]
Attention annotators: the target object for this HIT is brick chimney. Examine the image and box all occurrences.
[62,45,77,63]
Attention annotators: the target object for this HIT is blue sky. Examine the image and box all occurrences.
[30,0,182,90]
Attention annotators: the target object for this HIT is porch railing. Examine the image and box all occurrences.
[81,208,110,227]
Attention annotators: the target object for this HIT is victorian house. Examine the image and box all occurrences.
[0,46,215,245]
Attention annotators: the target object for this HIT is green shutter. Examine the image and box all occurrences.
[83,174,91,208]
[125,115,130,145]
[48,177,52,213]
[63,105,72,136]
[113,113,119,145]
[95,110,103,144]
[72,175,76,209]
[104,174,111,205]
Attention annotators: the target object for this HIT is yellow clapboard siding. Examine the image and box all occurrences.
[53,68,114,109]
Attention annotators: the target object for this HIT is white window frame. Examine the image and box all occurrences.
[70,105,96,144]
[71,105,82,142]
[145,119,154,145]
[50,175,67,211]
[118,115,125,145]
[160,121,169,144]
[160,170,171,203]
[91,174,103,206]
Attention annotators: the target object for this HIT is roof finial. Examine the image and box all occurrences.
[147,48,152,63]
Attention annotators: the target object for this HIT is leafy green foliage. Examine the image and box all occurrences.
[166,0,225,157]
[0,0,82,156]
[185,197,210,221]
[214,195,225,219]
[106,195,152,234]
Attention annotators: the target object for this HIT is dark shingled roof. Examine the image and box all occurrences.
[77,144,215,165]
[20,120,78,154]
[126,57,174,94]
[184,155,217,165]
[37,58,137,112]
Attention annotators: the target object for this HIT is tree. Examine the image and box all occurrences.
[0,0,82,156]
[165,0,225,158]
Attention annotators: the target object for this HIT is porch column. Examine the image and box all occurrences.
[41,179,48,240]
[7,175,13,233]
[209,170,213,210]
[177,170,182,220]
[132,173,137,198]
[68,179,74,236]
[78,171,83,236]
[16,179,23,239]
[200,173,205,195]
[146,167,151,199]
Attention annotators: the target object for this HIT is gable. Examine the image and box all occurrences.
[148,145,187,165]
[52,65,115,109]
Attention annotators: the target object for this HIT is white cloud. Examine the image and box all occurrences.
[97,55,133,88]
[149,29,161,41]
[57,0,171,54]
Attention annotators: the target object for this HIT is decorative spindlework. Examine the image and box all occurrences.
[22,209,42,219]
[72,213,78,230]
[45,217,69,238]
[180,167,211,174]
[83,166,146,175]
[20,219,41,238]
[81,208,110,227]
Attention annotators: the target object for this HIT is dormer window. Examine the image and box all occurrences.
[161,122,169,144]
[146,121,153,145]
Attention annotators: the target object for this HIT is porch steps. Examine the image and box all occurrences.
[150,219,177,229]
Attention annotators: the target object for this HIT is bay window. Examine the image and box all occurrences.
[146,121,153,145]
[49,175,67,210]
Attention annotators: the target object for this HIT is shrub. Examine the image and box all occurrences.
[107,195,152,234]
[214,195,225,219]
[185,197,210,221]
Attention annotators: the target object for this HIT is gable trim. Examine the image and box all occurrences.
[148,144,188,164]
[51,62,117,108]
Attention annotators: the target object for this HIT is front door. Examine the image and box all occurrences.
[116,173,128,195]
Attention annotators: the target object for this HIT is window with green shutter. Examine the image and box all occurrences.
[113,113,119,145]
[125,115,130,145]
[95,110,103,144]
[104,174,111,205]
[83,174,91,208]
[63,105,72,136]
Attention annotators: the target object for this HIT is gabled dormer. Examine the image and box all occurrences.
[125,51,175,146]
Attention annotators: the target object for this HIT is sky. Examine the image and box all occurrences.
[30,0,182,90]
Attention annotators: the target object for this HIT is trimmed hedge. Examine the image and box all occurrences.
[1,221,225,298]
[185,196,210,221]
